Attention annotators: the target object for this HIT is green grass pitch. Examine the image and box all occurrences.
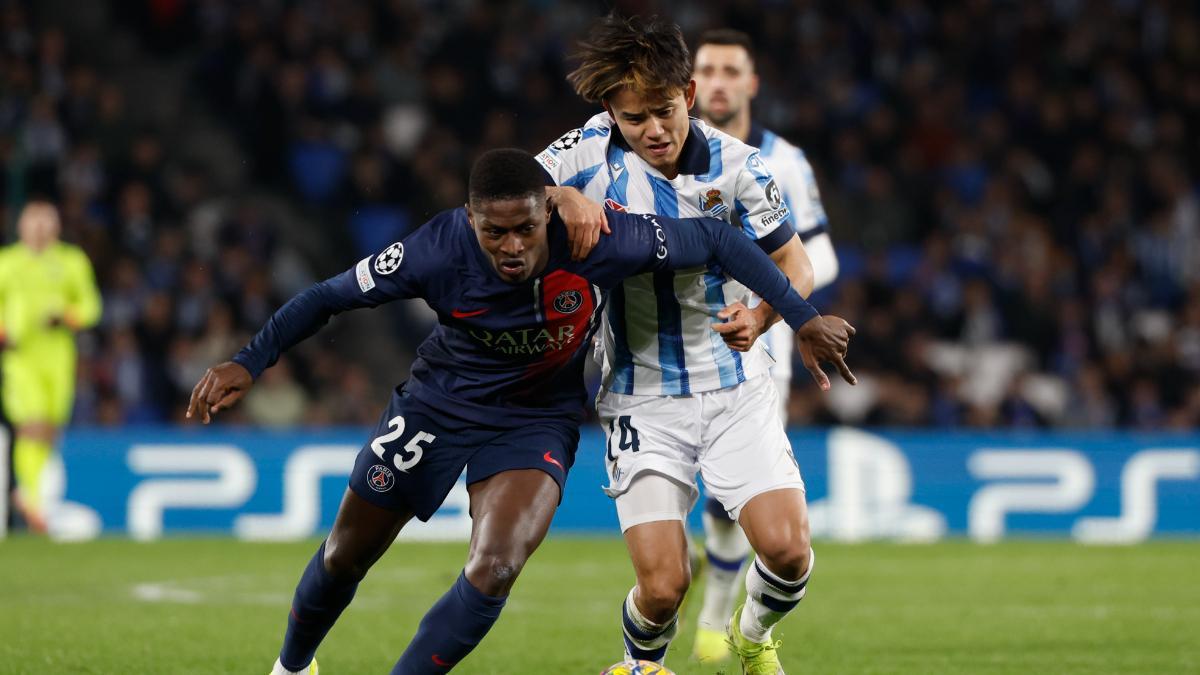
[1,538,1197,674]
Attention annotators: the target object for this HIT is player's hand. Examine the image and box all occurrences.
[549,186,609,261]
[45,313,81,330]
[186,361,253,424]
[794,315,857,391]
[711,301,768,352]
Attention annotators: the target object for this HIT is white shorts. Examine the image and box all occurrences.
[598,375,805,530]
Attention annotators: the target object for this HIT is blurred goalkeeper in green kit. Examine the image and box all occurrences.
[0,200,101,533]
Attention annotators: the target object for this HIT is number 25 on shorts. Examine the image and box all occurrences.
[370,415,437,472]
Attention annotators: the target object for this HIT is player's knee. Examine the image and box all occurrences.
[753,521,811,578]
[17,423,56,444]
[322,540,371,581]
[638,566,690,620]
[464,552,527,596]
[756,536,811,580]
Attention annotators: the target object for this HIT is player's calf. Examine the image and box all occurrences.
[393,468,560,673]
[741,550,814,644]
[621,587,679,663]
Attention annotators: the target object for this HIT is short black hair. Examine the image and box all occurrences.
[468,149,547,204]
[696,29,755,65]
[568,14,691,103]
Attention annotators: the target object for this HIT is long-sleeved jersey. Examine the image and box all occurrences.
[0,241,101,353]
[233,207,817,428]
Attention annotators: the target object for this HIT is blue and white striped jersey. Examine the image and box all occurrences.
[748,123,829,243]
[537,113,795,396]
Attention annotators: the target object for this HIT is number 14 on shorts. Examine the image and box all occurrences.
[606,415,640,465]
[371,414,437,472]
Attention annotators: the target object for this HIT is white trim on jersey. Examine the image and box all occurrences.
[538,114,795,396]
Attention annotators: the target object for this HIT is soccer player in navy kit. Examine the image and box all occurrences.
[186,149,855,674]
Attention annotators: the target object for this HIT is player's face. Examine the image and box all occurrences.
[467,195,553,283]
[693,44,758,126]
[17,203,61,252]
[604,82,697,177]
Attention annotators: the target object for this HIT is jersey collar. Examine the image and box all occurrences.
[746,121,766,151]
[610,117,711,176]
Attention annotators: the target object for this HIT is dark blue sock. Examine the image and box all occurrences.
[279,541,359,671]
[391,572,507,674]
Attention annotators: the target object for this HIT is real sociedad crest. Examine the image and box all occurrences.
[553,289,583,314]
[699,188,728,217]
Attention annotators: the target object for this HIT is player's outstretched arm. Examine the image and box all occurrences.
[547,186,609,261]
[186,361,253,424]
[637,213,856,389]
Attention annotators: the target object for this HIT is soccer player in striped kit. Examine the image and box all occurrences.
[688,28,841,665]
[539,16,852,674]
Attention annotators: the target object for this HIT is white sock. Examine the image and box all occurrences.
[698,510,751,630]
[740,550,814,643]
[622,587,677,663]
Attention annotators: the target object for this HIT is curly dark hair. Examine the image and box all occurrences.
[567,14,692,103]
[468,148,546,204]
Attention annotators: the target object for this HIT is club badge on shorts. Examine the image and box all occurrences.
[367,464,395,492]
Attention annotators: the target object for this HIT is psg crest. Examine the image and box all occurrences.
[553,289,583,314]
[375,242,404,275]
[367,464,395,492]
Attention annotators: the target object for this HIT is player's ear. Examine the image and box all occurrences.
[602,100,614,120]
[465,203,475,227]
[749,72,760,98]
[684,80,697,110]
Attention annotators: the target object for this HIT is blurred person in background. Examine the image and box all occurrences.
[0,200,101,532]
[688,27,842,665]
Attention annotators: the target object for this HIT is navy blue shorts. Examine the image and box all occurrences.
[349,386,579,521]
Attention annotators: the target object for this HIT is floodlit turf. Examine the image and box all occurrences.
[0,538,1197,674]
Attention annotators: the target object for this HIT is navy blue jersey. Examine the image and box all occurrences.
[233,207,817,428]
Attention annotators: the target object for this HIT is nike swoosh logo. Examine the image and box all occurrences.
[543,451,564,471]
[432,654,453,667]
[451,308,489,319]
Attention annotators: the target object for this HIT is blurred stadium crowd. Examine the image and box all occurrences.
[2,0,1198,429]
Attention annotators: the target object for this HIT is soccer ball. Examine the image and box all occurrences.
[599,660,674,675]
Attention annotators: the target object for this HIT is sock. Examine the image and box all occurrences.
[740,550,813,643]
[13,437,52,514]
[279,541,359,671]
[697,508,751,630]
[392,571,507,674]
[621,587,678,663]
